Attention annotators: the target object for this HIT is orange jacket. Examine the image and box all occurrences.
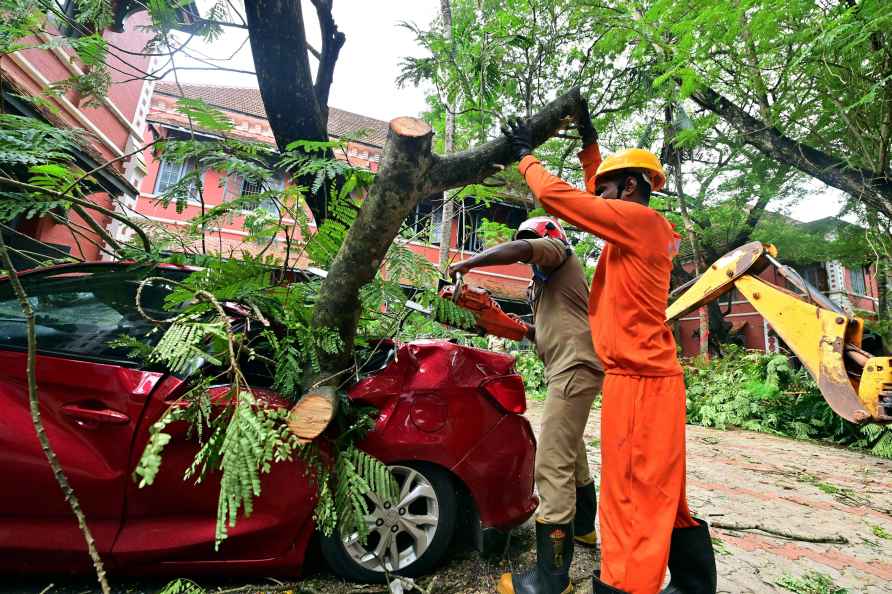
[518,145,682,376]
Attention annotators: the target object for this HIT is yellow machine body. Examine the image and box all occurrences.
[859,358,892,419]
[667,241,891,424]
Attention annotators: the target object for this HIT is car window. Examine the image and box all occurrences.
[0,266,184,363]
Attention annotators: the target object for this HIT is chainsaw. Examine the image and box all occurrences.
[437,273,529,341]
[307,267,528,341]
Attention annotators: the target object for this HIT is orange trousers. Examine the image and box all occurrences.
[599,373,698,594]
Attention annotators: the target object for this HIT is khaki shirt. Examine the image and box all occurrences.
[524,237,604,381]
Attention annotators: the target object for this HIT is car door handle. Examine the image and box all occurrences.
[61,403,130,425]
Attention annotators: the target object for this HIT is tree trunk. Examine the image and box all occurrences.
[667,106,708,358]
[244,0,326,151]
[879,258,889,322]
[288,89,588,439]
[437,0,456,272]
[0,233,111,594]
[244,0,344,224]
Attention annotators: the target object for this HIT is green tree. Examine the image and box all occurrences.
[1,2,591,588]
[610,0,892,220]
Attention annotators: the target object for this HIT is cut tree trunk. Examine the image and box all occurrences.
[288,88,588,440]
[287,385,338,443]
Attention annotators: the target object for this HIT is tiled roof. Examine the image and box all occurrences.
[154,82,389,148]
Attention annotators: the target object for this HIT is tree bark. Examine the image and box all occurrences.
[244,0,334,223]
[691,86,892,220]
[437,0,456,272]
[879,258,889,322]
[0,233,111,594]
[427,88,586,189]
[244,0,327,150]
[666,105,708,358]
[289,89,587,439]
[309,0,346,121]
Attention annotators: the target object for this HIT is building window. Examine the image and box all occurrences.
[429,207,443,244]
[405,196,443,244]
[241,178,265,196]
[222,174,285,215]
[457,199,527,252]
[154,159,195,195]
[802,265,829,293]
[849,266,867,295]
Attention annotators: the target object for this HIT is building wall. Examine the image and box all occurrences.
[4,11,156,262]
[136,91,534,300]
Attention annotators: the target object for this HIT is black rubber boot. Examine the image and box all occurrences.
[573,482,598,547]
[592,573,629,593]
[497,521,574,594]
[660,517,717,594]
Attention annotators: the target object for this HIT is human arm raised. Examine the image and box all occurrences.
[447,240,533,278]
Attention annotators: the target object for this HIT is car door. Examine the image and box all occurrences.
[0,264,174,570]
[115,381,318,570]
[111,276,318,570]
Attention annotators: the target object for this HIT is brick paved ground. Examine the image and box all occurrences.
[530,398,892,594]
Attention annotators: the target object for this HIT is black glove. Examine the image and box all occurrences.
[577,102,598,147]
[500,117,533,161]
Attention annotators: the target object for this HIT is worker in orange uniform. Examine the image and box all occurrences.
[501,113,717,594]
[448,215,603,594]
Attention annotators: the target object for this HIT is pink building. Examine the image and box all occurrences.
[2,8,160,265]
[135,83,534,303]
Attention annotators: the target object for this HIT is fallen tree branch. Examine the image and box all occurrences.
[0,232,111,594]
[711,521,849,544]
[292,87,587,440]
[213,583,319,594]
[428,87,586,189]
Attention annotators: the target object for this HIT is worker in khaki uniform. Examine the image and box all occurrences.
[501,113,717,594]
[449,214,604,594]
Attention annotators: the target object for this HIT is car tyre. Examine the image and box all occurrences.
[320,462,457,583]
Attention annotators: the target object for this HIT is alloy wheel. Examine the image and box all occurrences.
[341,465,440,572]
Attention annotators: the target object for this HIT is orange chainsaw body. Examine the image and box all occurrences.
[439,281,528,341]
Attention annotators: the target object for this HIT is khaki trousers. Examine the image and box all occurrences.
[535,365,603,524]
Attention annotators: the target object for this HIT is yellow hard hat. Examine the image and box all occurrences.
[595,148,666,192]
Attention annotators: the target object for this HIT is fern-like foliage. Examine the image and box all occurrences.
[158,578,206,594]
[334,445,399,543]
[685,345,892,458]
[149,318,227,374]
[0,114,84,165]
[197,390,296,545]
[426,292,478,330]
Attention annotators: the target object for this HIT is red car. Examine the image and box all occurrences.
[0,263,537,581]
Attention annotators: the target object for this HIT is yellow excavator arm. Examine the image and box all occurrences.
[667,241,892,425]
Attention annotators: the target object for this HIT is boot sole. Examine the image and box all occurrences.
[495,580,575,593]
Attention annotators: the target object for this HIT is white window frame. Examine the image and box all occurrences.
[849,266,867,296]
[154,159,202,204]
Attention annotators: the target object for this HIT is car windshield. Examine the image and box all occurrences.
[0,265,186,364]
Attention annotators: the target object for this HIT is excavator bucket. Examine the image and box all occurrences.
[733,275,876,423]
